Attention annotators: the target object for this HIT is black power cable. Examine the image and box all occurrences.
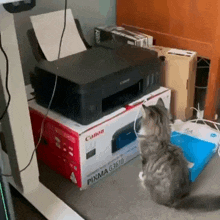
[0,0,68,177]
[0,34,11,121]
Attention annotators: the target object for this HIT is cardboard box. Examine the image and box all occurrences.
[94,25,153,48]
[150,46,197,121]
[29,87,171,190]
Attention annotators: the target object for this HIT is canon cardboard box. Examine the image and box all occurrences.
[29,87,171,190]
[94,25,153,48]
[150,46,197,121]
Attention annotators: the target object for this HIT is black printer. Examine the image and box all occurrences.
[31,44,163,125]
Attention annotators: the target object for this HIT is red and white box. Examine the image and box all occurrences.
[28,87,171,190]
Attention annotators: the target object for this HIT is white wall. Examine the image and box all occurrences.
[13,0,116,84]
[0,1,116,190]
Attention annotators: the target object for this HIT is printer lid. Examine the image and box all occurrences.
[36,44,159,85]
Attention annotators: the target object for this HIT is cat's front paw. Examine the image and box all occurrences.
[139,171,147,189]
[139,171,144,181]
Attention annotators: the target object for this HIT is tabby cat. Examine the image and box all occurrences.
[138,98,220,211]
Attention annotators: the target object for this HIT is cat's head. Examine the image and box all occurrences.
[140,98,171,141]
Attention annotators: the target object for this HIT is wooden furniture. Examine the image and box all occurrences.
[117,0,220,120]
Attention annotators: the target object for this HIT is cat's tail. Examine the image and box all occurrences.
[173,195,220,212]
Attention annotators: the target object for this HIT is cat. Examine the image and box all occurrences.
[138,98,220,212]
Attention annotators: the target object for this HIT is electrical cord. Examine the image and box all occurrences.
[133,103,143,138]
[1,0,68,177]
[0,34,11,121]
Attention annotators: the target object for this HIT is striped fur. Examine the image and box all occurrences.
[138,98,220,211]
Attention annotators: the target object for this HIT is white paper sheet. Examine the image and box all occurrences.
[30,9,87,61]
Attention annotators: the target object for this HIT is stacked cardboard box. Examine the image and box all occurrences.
[29,87,171,190]
[94,25,153,48]
[150,46,197,121]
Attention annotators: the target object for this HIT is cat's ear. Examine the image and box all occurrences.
[141,104,150,119]
[156,98,165,108]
